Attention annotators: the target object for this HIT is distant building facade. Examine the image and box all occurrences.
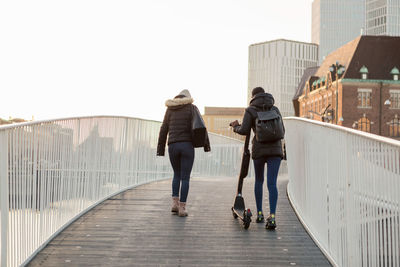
[202,107,245,140]
[312,0,365,63]
[0,117,29,125]
[365,0,400,36]
[297,36,400,139]
[248,39,318,117]
[293,66,319,116]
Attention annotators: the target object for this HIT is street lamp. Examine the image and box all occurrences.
[379,94,391,135]
[329,62,346,124]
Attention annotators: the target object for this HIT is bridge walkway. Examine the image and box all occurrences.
[27,173,331,266]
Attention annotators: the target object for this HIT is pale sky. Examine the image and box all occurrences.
[1,0,314,122]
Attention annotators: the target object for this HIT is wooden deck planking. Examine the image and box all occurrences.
[27,173,331,267]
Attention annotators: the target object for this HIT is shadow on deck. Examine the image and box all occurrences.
[27,173,331,266]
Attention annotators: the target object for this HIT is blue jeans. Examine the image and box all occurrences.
[168,142,195,202]
[253,157,281,214]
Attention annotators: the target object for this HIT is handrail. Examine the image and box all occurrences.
[0,116,244,267]
[0,115,162,130]
[284,116,400,147]
[284,117,400,267]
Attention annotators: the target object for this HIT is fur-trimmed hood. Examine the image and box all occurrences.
[165,96,194,109]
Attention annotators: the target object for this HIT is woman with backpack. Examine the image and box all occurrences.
[229,87,284,230]
[157,89,211,217]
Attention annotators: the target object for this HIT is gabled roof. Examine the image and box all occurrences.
[315,36,361,78]
[312,35,400,82]
[344,36,400,80]
[293,66,319,100]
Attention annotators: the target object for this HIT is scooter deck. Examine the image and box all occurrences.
[232,195,252,229]
[232,195,245,220]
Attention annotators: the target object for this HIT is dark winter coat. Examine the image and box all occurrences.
[157,96,211,156]
[233,92,284,160]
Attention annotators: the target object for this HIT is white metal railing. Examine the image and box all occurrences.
[285,117,400,267]
[0,116,244,267]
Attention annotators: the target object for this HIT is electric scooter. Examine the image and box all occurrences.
[231,134,252,229]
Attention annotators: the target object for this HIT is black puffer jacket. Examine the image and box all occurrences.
[233,92,284,160]
[157,96,210,156]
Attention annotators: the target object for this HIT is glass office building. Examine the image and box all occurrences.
[248,39,318,117]
[365,0,400,36]
[312,0,365,63]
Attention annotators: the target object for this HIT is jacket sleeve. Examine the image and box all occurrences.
[233,109,253,136]
[157,109,170,156]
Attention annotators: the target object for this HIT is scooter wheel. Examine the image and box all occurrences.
[243,209,252,229]
[243,219,250,229]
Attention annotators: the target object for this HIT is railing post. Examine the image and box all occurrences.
[344,132,355,267]
[0,131,9,267]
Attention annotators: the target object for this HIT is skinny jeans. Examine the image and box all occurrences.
[253,156,281,214]
[168,142,195,203]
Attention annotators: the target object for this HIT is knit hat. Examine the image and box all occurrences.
[175,89,192,98]
[251,87,265,97]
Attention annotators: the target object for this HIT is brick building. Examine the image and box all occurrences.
[297,35,400,139]
[202,107,246,141]
[293,66,319,116]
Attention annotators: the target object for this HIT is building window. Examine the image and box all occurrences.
[388,115,400,137]
[358,89,372,108]
[319,98,322,113]
[360,65,368,80]
[357,115,371,133]
[390,90,400,109]
[391,67,399,81]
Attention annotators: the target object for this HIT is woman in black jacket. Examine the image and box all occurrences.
[157,89,211,217]
[230,87,284,229]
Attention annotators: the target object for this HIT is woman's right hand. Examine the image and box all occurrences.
[229,120,239,127]
[204,144,211,152]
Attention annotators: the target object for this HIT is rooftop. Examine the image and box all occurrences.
[204,106,245,116]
